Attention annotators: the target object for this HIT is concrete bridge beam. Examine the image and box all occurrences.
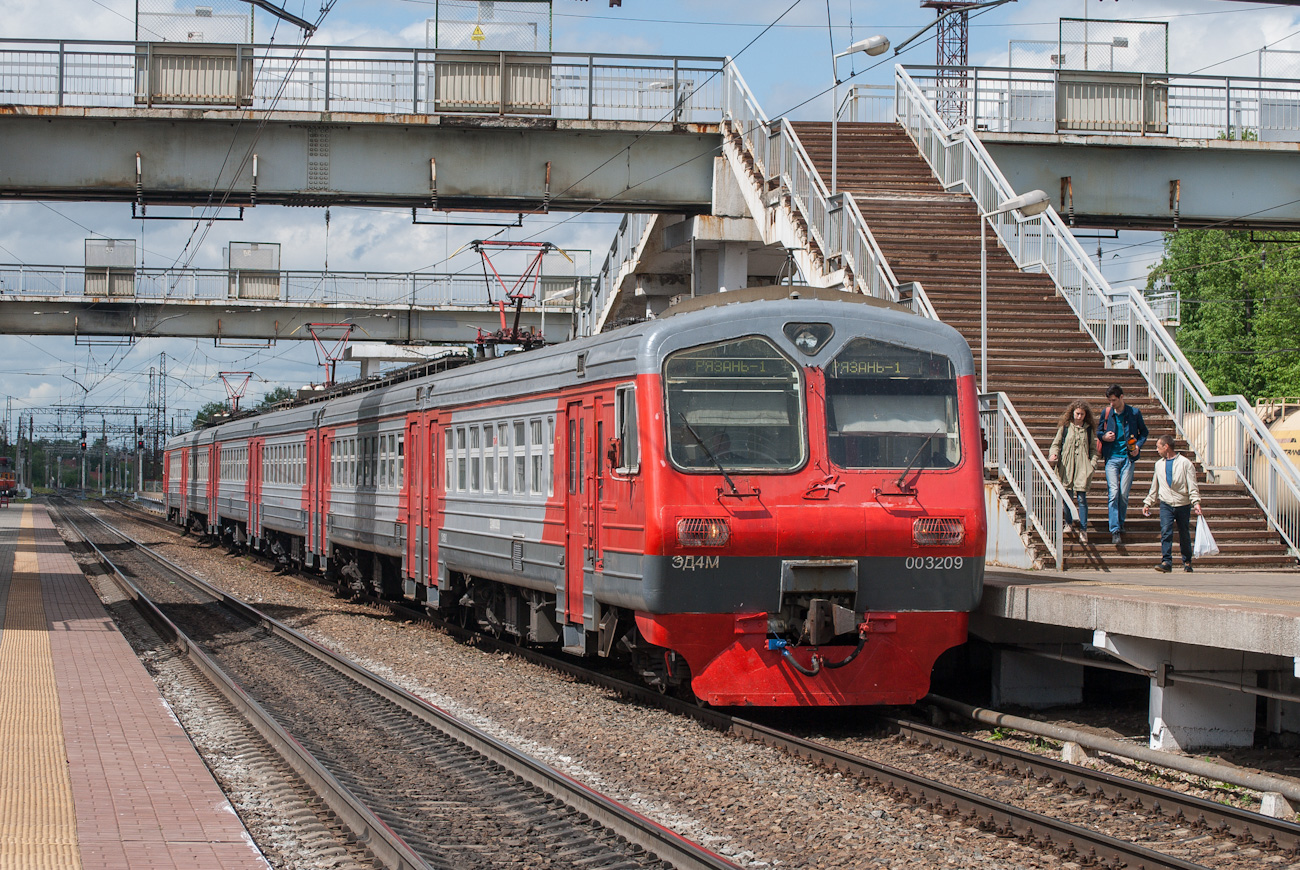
[0,108,720,213]
[1094,630,1260,751]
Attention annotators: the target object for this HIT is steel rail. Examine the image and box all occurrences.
[96,501,1255,867]
[55,500,426,870]
[62,502,739,870]
[882,715,1300,852]
[381,606,1217,870]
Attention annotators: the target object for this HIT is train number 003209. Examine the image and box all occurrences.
[905,556,964,570]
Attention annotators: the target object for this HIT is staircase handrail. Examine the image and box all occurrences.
[982,391,1073,571]
[1114,288,1300,551]
[896,64,1300,555]
[583,213,652,336]
[722,61,898,302]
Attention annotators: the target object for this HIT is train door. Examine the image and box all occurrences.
[427,414,442,595]
[249,439,263,541]
[305,430,318,562]
[206,441,219,532]
[318,431,333,563]
[174,449,185,515]
[404,415,422,583]
[592,394,613,572]
[559,400,585,624]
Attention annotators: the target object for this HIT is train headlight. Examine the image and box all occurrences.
[913,517,964,546]
[783,322,834,356]
[677,517,731,547]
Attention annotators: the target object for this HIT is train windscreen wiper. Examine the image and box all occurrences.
[895,428,944,492]
[678,413,741,497]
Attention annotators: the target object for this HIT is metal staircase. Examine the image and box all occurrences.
[787,122,1295,569]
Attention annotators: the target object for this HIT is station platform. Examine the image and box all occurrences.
[0,503,266,869]
[974,563,1300,752]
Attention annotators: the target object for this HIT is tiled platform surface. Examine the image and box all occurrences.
[978,564,1300,661]
[0,503,266,869]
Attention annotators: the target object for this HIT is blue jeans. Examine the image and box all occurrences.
[1069,490,1088,529]
[1159,502,1193,566]
[1104,453,1134,533]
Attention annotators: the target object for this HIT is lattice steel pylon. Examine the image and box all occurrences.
[922,2,978,126]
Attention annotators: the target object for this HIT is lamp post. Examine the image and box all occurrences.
[980,189,1051,393]
[831,35,890,195]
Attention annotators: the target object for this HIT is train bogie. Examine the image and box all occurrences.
[166,289,986,707]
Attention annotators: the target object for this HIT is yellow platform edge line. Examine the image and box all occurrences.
[0,505,83,869]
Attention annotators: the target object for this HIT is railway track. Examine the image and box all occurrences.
[56,499,736,870]
[95,497,1300,868]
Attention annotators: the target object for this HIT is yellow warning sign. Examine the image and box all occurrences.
[471,25,486,43]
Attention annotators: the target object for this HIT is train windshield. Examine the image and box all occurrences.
[825,338,960,469]
[664,336,805,472]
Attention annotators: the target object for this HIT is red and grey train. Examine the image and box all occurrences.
[165,289,986,706]
[0,456,15,497]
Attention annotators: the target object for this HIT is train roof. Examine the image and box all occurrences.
[166,289,972,449]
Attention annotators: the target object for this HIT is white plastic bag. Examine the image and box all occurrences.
[1193,514,1219,558]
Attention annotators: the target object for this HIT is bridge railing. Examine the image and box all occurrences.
[897,64,1300,556]
[903,64,1300,141]
[0,263,586,308]
[0,39,727,122]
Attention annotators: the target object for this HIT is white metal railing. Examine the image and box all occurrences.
[905,65,1300,141]
[582,213,653,336]
[0,263,586,309]
[720,62,905,305]
[586,64,938,334]
[0,39,726,122]
[897,64,1300,556]
[844,84,896,123]
[981,392,1073,570]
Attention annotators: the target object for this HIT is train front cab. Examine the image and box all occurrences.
[632,304,986,707]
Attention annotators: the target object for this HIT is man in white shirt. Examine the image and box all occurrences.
[1142,434,1202,573]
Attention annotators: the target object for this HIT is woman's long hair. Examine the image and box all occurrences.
[1056,400,1095,437]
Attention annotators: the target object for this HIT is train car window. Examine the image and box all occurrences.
[444,429,453,492]
[568,418,577,493]
[484,426,496,492]
[546,418,555,496]
[396,434,404,488]
[497,423,510,493]
[596,420,604,500]
[456,428,467,491]
[576,419,585,494]
[663,336,805,472]
[824,338,960,470]
[531,419,544,495]
[515,421,527,495]
[614,384,640,474]
[469,426,481,491]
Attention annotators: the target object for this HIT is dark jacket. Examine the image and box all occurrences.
[1097,404,1148,460]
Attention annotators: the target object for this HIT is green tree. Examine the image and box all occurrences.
[191,400,230,429]
[256,386,294,409]
[1148,230,1300,401]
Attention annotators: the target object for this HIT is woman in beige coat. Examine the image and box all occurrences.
[1048,400,1099,543]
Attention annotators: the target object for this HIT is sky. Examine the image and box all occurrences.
[5,0,1300,442]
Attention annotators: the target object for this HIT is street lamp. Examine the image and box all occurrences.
[979,189,1051,393]
[831,34,890,195]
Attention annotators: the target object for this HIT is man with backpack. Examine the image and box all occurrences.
[1098,384,1148,545]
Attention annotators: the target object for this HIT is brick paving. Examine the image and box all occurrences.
[0,504,266,869]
